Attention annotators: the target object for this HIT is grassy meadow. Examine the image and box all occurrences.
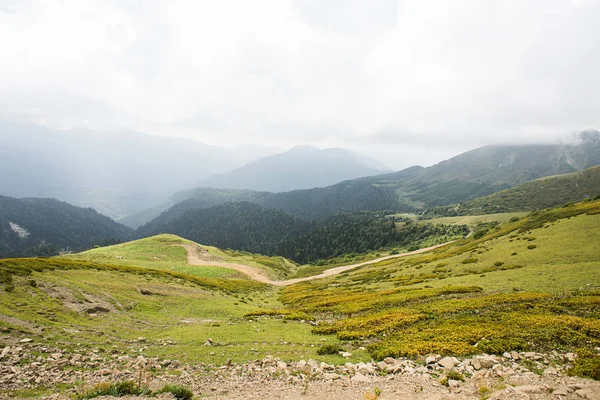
[423,211,529,226]
[1,199,599,392]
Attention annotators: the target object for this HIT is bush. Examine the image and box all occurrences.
[441,370,465,386]
[317,344,343,355]
[461,258,478,264]
[473,229,489,239]
[509,216,520,223]
[75,380,150,400]
[494,261,504,267]
[567,349,600,381]
[527,245,537,250]
[155,384,194,400]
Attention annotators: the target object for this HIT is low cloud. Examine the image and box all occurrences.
[0,0,599,168]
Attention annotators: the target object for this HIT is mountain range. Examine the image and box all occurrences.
[198,145,391,193]
[0,121,390,218]
[123,130,600,228]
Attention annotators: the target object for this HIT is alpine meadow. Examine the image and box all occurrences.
[1,1,600,399]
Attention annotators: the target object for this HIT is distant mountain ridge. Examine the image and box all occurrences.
[0,195,133,257]
[125,130,600,228]
[0,120,247,219]
[197,145,391,192]
[360,130,600,208]
[424,165,600,217]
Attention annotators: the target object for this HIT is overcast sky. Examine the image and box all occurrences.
[1,0,599,169]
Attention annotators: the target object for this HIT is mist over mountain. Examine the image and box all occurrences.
[127,130,600,229]
[361,130,600,208]
[0,120,248,218]
[197,145,391,192]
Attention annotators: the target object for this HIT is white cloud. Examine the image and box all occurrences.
[0,0,599,169]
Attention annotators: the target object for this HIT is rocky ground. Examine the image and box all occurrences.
[1,338,599,399]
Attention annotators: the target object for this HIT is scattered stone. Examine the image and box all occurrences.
[351,372,371,383]
[438,357,455,369]
[515,384,545,394]
[425,355,439,364]
[553,386,569,396]
[19,338,33,343]
[448,379,460,388]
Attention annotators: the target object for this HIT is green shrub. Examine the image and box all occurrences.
[317,344,343,355]
[477,338,527,355]
[75,380,150,400]
[567,348,600,381]
[461,258,478,264]
[155,384,194,400]
[494,261,504,267]
[473,229,489,239]
[441,370,465,385]
[527,245,537,250]
[509,216,520,223]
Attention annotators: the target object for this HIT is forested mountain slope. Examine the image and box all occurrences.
[127,131,600,228]
[137,202,468,264]
[0,195,132,257]
[424,165,600,217]
[362,130,600,208]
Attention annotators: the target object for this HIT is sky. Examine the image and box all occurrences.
[0,0,599,169]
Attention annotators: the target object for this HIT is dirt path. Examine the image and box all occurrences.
[180,242,453,286]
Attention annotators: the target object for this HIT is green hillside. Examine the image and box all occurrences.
[124,131,600,229]
[136,203,469,264]
[0,195,133,258]
[64,234,298,280]
[1,200,599,397]
[426,165,600,217]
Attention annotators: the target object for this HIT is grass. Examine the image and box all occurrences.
[63,234,297,280]
[424,212,528,226]
[1,199,600,394]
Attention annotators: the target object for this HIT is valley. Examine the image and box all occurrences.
[1,200,599,399]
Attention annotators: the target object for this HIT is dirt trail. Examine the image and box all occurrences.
[180,242,453,286]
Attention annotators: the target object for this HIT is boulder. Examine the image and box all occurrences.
[323,373,340,380]
[438,357,456,369]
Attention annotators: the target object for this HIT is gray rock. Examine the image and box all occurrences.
[475,355,500,368]
[425,355,439,364]
[448,379,460,388]
[515,384,545,394]
[19,338,33,343]
[357,363,375,375]
[276,361,287,370]
[351,372,371,382]
[376,361,388,371]
[574,388,597,400]
[323,372,340,380]
[384,357,396,365]
[510,351,520,360]
[553,387,569,396]
[438,357,456,369]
